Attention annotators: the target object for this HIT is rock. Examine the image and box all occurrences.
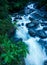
[14,15,22,21]
[44,60,47,65]
[13,38,22,42]
[41,21,47,26]
[45,43,47,49]
[25,7,35,15]
[43,26,47,31]
[35,10,45,17]
[34,2,39,9]
[28,29,36,37]
[38,39,46,48]
[45,47,47,55]
[8,27,16,38]
[29,17,35,21]
[21,23,24,26]
[26,19,39,28]
[40,6,47,12]
[12,13,18,17]
[17,24,21,27]
[26,22,35,28]
[36,30,47,38]
[30,12,43,20]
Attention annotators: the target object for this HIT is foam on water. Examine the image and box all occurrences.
[25,37,46,65]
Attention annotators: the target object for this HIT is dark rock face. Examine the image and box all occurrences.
[44,60,47,65]
[21,23,24,26]
[30,13,43,20]
[43,26,47,31]
[28,29,36,37]
[13,38,22,42]
[14,14,22,21]
[25,7,35,15]
[38,39,46,48]
[26,19,39,28]
[36,30,47,38]
[41,21,47,26]
[26,22,35,28]
[29,17,34,21]
[8,27,16,38]
[45,43,47,49]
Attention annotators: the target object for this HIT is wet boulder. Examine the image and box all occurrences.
[41,21,47,26]
[44,60,47,65]
[26,22,36,28]
[29,17,35,21]
[21,23,24,26]
[45,43,47,55]
[26,19,39,28]
[28,28,36,37]
[36,30,47,39]
[14,15,22,21]
[45,42,47,49]
[43,26,47,31]
[38,39,46,48]
[30,12,43,20]
[25,7,35,15]
[13,38,22,42]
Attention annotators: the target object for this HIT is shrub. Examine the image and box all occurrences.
[0,16,15,36]
[0,0,9,19]
[0,34,28,65]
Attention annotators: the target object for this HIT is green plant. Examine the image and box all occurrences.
[0,34,28,65]
[0,16,15,35]
[0,0,9,19]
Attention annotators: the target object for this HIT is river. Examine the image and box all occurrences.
[12,3,47,65]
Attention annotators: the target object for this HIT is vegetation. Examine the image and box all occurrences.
[0,0,29,65]
[0,35,28,65]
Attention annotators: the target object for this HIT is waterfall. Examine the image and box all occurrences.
[12,3,47,65]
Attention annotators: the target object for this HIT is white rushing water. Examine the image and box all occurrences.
[16,17,46,65]
[12,3,47,65]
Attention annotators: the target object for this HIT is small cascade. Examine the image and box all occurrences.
[12,3,47,65]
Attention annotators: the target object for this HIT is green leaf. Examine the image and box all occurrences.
[4,56,8,63]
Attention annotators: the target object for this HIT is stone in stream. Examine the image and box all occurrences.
[26,19,39,28]
[35,10,45,17]
[36,30,47,39]
[38,39,46,47]
[14,15,22,21]
[41,21,47,26]
[45,42,47,49]
[44,60,47,65]
[44,41,47,55]
[21,23,24,26]
[29,17,34,21]
[30,12,43,20]
[45,49,47,55]
[28,28,36,37]
[25,7,35,15]
[43,26,47,31]
[13,38,22,42]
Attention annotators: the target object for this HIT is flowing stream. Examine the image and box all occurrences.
[12,3,47,65]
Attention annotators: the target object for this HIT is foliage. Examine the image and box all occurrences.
[37,0,47,8]
[0,16,14,36]
[7,0,30,13]
[0,34,28,65]
[0,0,9,19]
[0,0,47,14]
